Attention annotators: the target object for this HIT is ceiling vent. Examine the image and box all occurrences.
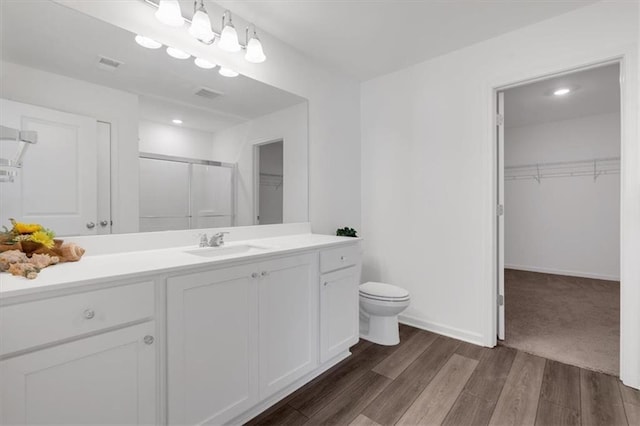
[194,87,222,100]
[97,56,123,72]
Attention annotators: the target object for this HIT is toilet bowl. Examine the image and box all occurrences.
[359,282,410,346]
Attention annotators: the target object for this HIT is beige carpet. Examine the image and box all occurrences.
[502,269,620,375]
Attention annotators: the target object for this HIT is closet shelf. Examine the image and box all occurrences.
[505,157,620,183]
[260,172,283,189]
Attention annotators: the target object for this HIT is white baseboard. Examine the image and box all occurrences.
[230,350,351,425]
[505,264,620,282]
[398,314,486,347]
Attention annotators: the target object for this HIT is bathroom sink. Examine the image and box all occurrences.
[184,244,273,258]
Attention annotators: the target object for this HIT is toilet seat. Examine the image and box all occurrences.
[359,282,410,302]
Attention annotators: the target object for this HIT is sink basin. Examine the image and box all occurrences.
[184,244,272,258]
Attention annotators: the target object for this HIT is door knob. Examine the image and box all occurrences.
[144,335,154,345]
[261,271,269,277]
[99,220,109,227]
[86,222,96,229]
[251,272,259,279]
[83,309,95,319]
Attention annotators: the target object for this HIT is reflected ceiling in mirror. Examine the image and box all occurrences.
[0,0,308,236]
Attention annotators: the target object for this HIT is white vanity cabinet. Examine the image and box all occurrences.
[319,245,361,363]
[258,253,319,399]
[0,281,158,425]
[0,235,361,426]
[167,263,259,426]
[166,252,318,426]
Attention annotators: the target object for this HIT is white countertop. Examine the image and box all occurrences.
[0,233,360,300]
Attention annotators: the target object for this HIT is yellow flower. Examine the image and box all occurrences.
[29,231,54,249]
[10,219,42,234]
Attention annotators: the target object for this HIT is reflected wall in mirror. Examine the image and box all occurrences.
[0,0,308,236]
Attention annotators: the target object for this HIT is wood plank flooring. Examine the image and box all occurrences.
[246,325,640,426]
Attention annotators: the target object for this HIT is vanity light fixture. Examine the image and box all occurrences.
[135,35,162,49]
[155,0,184,27]
[219,67,239,77]
[172,119,183,124]
[189,0,215,43]
[245,25,266,63]
[194,57,217,69]
[140,0,267,72]
[553,88,571,96]
[218,10,241,53]
[166,46,190,59]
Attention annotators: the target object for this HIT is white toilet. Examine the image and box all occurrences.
[359,282,410,346]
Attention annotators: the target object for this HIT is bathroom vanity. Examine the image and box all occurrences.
[0,225,361,425]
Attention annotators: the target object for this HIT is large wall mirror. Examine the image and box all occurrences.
[0,0,308,236]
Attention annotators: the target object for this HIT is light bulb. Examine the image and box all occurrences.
[155,0,184,27]
[189,7,214,43]
[135,35,162,49]
[553,88,571,96]
[218,11,241,52]
[166,47,190,59]
[219,67,239,77]
[172,119,183,124]
[245,36,266,63]
[194,58,216,69]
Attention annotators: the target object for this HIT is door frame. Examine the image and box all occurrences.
[252,138,284,225]
[487,47,639,389]
[495,60,622,341]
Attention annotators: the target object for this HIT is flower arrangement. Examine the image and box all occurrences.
[0,219,86,279]
[5,219,56,249]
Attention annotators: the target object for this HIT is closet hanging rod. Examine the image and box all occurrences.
[505,156,620,171]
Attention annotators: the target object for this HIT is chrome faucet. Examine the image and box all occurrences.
[209,232,229,247]
[199,232,229,247]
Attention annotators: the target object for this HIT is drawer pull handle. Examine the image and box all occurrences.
[340,256,345,261]
[251,272,259,279]
[324,282,328,286]
[144,335,155,345]
[261,271,269,277]
[83,309,95,320]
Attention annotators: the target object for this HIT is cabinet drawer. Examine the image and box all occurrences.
[0,281,155,356]
[320,244,360,273]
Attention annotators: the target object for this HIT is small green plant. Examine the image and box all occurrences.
[336,227,358,237]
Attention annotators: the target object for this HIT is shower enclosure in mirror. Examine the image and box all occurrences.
[0,0,308,236]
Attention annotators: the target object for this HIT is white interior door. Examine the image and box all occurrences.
[0,99,97,236]
[497,91,506,340]
[96,121,112,235]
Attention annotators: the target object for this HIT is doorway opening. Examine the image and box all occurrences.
[254,140,284,225]
[496,63,621,375]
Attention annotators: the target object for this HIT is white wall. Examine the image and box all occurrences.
[0,61,139,234]
[58,0,361,236]
[211,103,307,226]
[139,120,216,160]
[361,1,639,388]
[504,113,620,280]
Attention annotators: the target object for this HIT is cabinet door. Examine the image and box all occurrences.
[258,253,319,398]
[0,321,156,425]
[320,266,360,363]
[167,264,259,426]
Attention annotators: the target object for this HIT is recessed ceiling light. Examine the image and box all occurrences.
[553,88,571,96]
[172,119,183,124]
[166,47,190,59]
[194,58,216,69]
[218,67,239,77]
[135,35,162,49]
